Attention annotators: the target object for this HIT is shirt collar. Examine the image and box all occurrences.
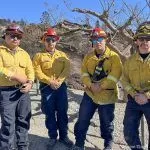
[135,52,150,62]
[93,46,110,59]
[44,49,60,57]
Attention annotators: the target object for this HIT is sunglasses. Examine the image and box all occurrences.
[91,37,104,44]
[45,37,57,43]
[8,34,22,40]
[138,37,150,42]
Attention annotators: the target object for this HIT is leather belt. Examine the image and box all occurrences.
[0,84,22,89]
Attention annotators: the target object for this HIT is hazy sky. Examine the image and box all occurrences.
[0,0,149,24]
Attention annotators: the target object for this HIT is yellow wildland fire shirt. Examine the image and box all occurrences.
[81,47,122,104]
[32,49,70,85]
[0,45,34,86]
[121,52,150,99]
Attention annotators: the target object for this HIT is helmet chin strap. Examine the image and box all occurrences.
[46,47,56,55]
[95,48,105,55]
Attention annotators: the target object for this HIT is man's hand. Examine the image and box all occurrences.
[90,83,102,93]
[20,83,32,93]
[49,80,62,90]
[10,73,27,84]
[134,93,149,105]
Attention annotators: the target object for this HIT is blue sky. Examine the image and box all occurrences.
[0,0,149,24]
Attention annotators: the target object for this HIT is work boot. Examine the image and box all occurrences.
[1,147,16,150]
[9,146,16,150]
[17,146,28,150]
[70,145,85,150]
[47,138,57,150]
[104,141,112,150]
[10,148,16,150]
[103,147,112,150]
[59,137,73,148]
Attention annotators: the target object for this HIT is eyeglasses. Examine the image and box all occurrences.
[45,37,57,43]
[8,34,22,40]
[138,37,150,42]
[91,37,104,44]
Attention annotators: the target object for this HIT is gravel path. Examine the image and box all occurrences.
[29,85,149,150]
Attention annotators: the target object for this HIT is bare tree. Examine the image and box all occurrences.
[58,0,149,59]
[40,11,51,28]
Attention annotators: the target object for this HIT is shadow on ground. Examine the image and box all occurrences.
[29,134,49,150]
[29,134,100,150]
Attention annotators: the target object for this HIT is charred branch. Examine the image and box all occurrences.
[72,8,117,32]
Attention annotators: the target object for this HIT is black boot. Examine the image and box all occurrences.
[59,137,73,148]
[47,138,57,150]
[18,146,28,150]
[104,141,113,150]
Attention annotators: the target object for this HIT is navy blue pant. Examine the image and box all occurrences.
[74,92,115,148]
[123,95,150,150]
[40,82,68,139]
[0,87,31,150]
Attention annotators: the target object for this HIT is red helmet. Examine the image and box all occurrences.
[41,28,60,42]
[5,23,24,35]
[91,27,107,38]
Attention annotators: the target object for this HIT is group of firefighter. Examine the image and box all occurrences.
[0,21,149,150]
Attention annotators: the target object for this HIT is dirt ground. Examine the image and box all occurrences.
[28,85,148,150]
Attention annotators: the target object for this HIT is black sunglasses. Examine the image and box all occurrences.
[138,37,150,42]
[8,34,22,40]
[45,37,57,43]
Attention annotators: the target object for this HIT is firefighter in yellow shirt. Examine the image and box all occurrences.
[33,28,73,149]
[71,27,122,150]
[121,21,150,150]
[0,23,34,150]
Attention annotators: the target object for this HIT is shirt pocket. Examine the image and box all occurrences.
[3,61,12,67]
[19,62,26,68]
[41,60,51,70]
[128,68,139,85]
[86,60,97,75]
[53,59,64,72]
[3,61,15,72]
